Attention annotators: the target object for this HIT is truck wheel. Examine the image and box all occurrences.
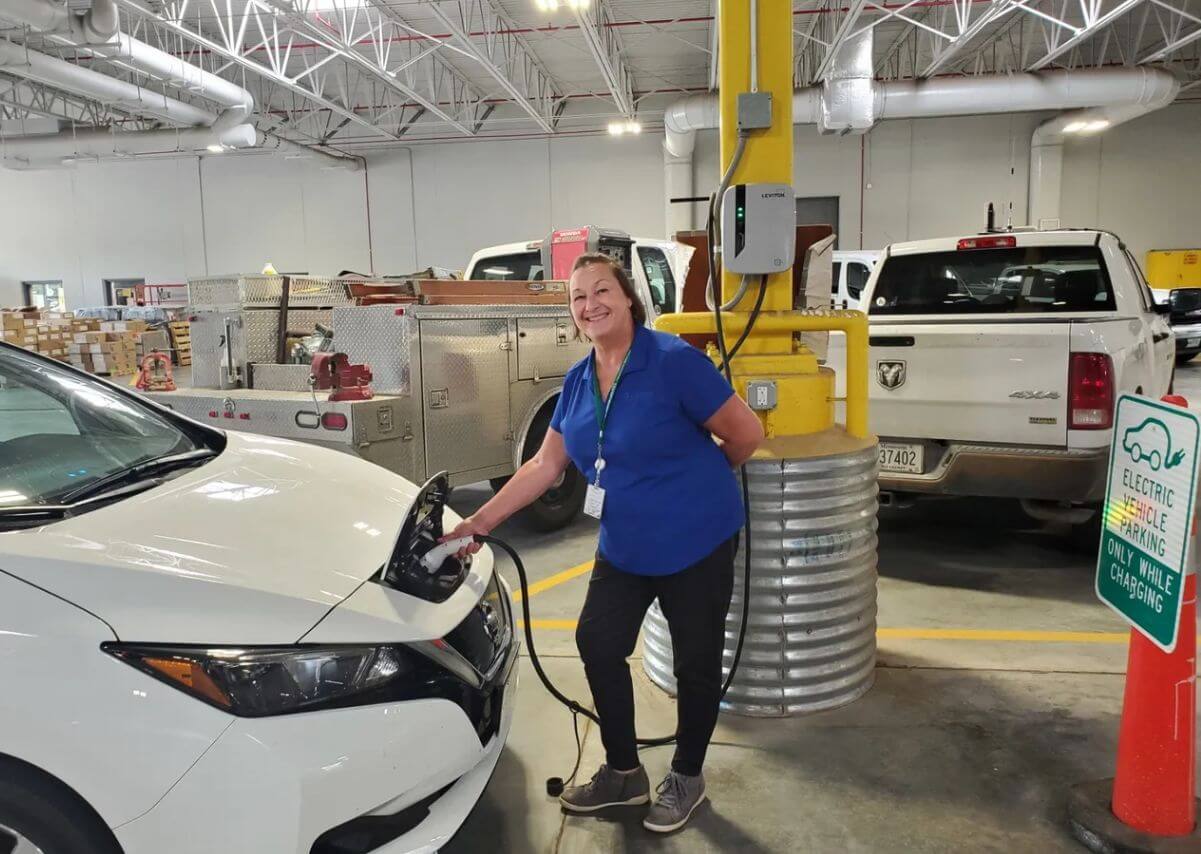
[1068,512,1103,555]
[1177,353,1197,365]
[489,476,510,494]
[519,409,585,531]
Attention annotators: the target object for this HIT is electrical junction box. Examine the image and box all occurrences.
[721,183,796,275]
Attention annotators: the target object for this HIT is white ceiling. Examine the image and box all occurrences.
[1,0,1198,151]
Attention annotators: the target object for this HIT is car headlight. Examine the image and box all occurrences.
[102,643,437,717]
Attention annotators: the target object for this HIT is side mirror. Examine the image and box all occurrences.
[1153,301,1173,316]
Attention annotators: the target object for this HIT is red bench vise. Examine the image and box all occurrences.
[310,352,374,402]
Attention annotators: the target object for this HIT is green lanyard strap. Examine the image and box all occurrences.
[590,348,632,478]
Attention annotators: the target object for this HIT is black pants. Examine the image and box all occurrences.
[575,536,737,777]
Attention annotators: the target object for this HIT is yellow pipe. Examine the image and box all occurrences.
[656,310,871,439]
[719,0,794,354]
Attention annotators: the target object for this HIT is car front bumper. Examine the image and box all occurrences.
[113,648,517,854]
[878,440,1108,502]
[112,564,520,854]
[1173,322,1201,355]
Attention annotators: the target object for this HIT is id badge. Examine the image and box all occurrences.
[583,483,606,519]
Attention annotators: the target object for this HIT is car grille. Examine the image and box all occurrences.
[444,572,510,678]
[434,571,514,745]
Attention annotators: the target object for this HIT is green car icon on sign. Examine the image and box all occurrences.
[1123,417,1187,472]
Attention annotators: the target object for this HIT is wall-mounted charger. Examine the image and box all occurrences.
[720,183,796,274]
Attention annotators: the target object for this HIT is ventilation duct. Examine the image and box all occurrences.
[663,65,1179,233]
[0,0,358,170]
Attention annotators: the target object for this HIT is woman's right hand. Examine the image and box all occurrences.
[442,514,490,557]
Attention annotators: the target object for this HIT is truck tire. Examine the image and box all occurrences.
[0,759,122,854]
[1177,353,1197,365]
[519,409,586,532]
[1068,512,1103,555]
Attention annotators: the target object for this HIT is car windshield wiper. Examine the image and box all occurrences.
[0,505,70,526]
[0,478,183,530]
[57,448,219,505]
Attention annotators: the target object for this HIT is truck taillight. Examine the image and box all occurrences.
[322,412,348,431]
[1069,353,1114,430]
[957,236,1016,250]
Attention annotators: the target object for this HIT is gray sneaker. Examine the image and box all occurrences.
[643,771,706,833]
[559,764,650,813]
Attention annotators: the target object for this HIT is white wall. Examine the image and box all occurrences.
[693,110,1042,248]
[0,102,1195,308]
[1060,102,1201,256]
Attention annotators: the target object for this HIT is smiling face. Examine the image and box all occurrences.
[569,261,635,343]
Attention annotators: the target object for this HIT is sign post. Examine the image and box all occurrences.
[1070,393,1201,851]
[1096,394,1199,651]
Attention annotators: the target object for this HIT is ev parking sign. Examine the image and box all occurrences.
[1096,394,1200,652]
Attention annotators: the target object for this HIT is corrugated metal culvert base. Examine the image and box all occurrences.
[642,445,879,717]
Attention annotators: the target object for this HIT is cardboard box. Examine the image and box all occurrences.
[99,320,149,334]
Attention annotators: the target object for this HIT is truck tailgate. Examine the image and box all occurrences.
[867,322,1071,445]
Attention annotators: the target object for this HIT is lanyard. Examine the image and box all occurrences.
[590,348,632,484]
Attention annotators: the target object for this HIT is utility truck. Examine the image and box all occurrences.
[145,227,679,530]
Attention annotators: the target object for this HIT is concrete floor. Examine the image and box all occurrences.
[436,362,1201,854]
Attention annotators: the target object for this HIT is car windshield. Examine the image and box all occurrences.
[871,245,1116,315]
[0,345,206,507]
[468,251,544,281]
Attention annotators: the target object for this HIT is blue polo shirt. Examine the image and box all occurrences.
[550,325,744,576]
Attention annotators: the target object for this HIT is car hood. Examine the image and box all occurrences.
[0,432,426,644]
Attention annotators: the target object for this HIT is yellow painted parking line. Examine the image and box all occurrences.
[877,628,1130,644]
[516,619,581,631]
[510,559,594,603]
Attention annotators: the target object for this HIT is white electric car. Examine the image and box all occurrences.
[0,342,517,854]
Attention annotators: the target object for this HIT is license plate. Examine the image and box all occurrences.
[878,442,924,474]
[1187,337,1200,348]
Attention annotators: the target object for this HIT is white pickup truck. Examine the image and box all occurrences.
[465,236,691,318]
[834,229,1175,539]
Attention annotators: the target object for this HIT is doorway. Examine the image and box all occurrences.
[22,280,65,310]
[104,278,145,306]
[796,196,840,248]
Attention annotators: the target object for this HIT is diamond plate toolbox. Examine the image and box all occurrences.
[332,306,414,395]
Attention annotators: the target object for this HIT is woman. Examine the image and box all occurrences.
[446,253,764,833]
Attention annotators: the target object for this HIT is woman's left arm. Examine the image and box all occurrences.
[704,394,766,467]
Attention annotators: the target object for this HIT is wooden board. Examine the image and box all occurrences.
[418,293,568,306]
[415,279,566,299]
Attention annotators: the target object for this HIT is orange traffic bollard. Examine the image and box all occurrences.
[1068,393,1201,852]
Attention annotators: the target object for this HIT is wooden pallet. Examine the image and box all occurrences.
[167,321,192,367]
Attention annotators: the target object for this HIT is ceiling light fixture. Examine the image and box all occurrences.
[608,121,626,136]
[609,120,640,136]
[1062,121,1087,134]
[206,144,226,153]
[1083,119,1111,133]
[534,0,560,10]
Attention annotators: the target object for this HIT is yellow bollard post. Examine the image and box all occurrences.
[645,0,880,717]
